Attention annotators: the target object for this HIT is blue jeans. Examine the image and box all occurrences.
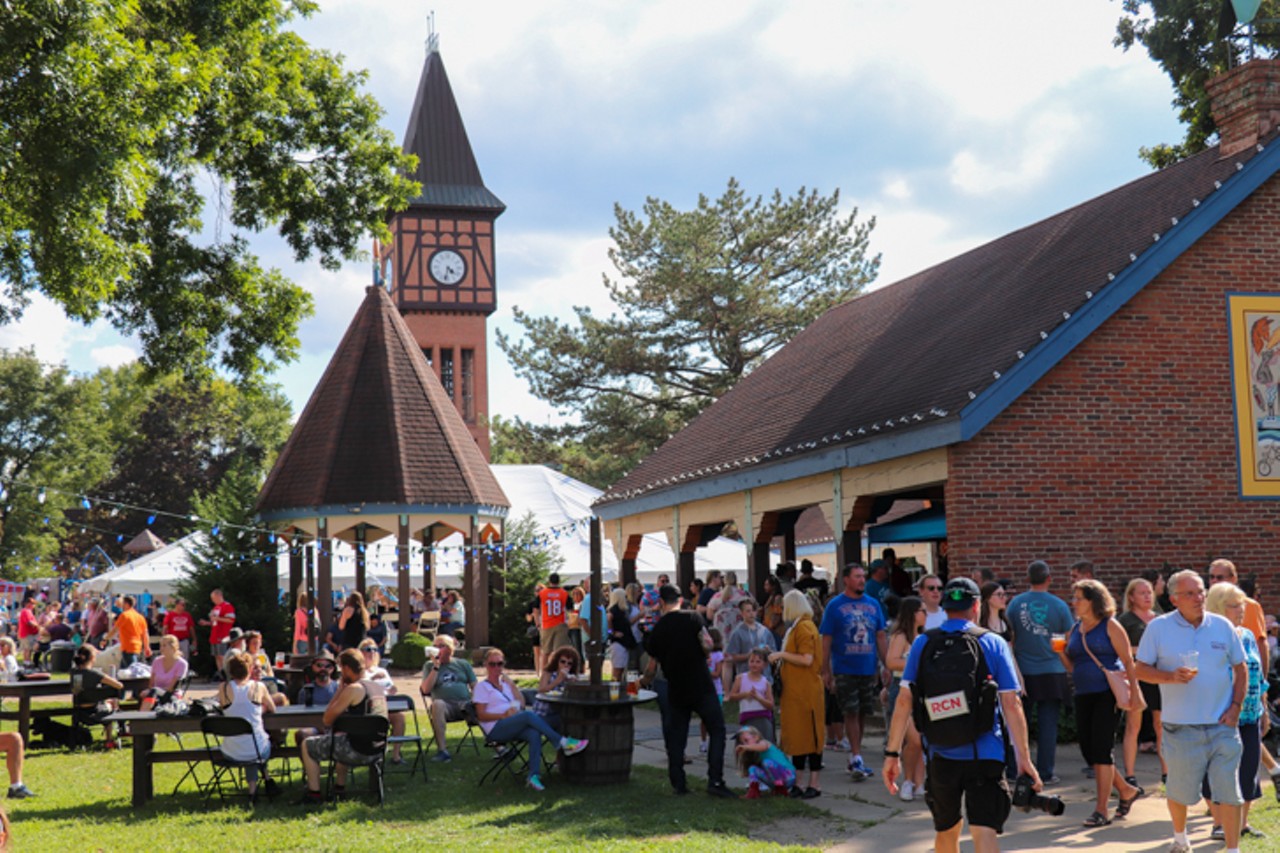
[1021,697,1060,779]
[665,690,725,791]
[487,711,562,779]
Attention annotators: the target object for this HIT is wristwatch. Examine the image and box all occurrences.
[884,750,900,758]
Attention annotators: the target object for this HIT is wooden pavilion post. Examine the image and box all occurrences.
[397,515,412,641]
[589,517,604,686]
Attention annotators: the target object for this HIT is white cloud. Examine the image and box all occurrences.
[949,111,1085,196]
[88,345,138,369]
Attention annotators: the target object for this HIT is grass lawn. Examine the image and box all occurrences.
[8,710,833,852]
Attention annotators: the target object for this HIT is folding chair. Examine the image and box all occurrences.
[71,685,122,750]
[324,715,391,805]
[417,611,441,641]
[385,694,427,781]
[200,716,275,805]
[455,701,485,756]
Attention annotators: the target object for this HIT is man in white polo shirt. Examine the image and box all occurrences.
[1135,569,1246,853]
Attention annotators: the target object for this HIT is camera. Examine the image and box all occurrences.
[1011,774,1065,816]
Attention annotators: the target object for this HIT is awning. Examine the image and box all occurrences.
[867,506,946,544]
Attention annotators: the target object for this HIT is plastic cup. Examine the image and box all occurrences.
[1182,651,1199,677]
[274,652,286,668]
[608,682,620,701]
[1050,634,1066,653]
[626,672,639,697]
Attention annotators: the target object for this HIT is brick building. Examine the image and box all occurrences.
[593,61,1280,605]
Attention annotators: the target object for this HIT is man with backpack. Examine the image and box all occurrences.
[883,577,1041,853]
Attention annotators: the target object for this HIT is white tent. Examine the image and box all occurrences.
[79,532,206,598]
[352,465,753,586]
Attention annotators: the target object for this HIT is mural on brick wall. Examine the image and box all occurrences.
[1229,293,1280,497]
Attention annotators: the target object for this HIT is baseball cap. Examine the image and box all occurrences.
[940,577,981,610]
[227,628,245,641]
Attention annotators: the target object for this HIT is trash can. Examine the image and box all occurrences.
[49,641,76,673]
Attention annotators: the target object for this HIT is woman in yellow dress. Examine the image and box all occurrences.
[769,589,825,798]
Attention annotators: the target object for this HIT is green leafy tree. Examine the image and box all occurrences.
[498,179,878,485]
[0,348,113,575]
[489,512,564,668]
[1115,0,1280,167]
[0,0,417,379]
[70,373,292,556]
[177,459,285,676]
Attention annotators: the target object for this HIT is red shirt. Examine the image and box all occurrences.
[17,606,38,639]
[209,601,235,643]
[164,610,194,640]
[538,587,570,629]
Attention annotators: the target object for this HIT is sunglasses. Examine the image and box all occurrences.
[486,660,506,667]
[922,585,942,592]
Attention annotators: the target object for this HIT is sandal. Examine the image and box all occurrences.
[1115,786,1144,818]
[1082,811,1111,827]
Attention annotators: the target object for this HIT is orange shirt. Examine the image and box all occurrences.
[1244,597,1266,643]
[116,609,149,654]
[538,587,570,629]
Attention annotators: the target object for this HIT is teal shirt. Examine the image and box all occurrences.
[1006,590,1072,676]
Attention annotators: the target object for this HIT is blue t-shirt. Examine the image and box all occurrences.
[902,618,1020,762]
[818,593,886,676]
[1066,620,1122,696]
[1135,610,1245,725]
[865,578,890,607]
[1006,590,1072,675]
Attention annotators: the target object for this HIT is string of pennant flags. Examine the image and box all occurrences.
[0,476,595,576]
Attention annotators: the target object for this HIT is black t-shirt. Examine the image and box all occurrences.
[644,611,712,706]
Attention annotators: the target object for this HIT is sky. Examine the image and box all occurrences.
[0,0,1188,428]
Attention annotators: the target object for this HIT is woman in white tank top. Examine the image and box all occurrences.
[218,650,276,796]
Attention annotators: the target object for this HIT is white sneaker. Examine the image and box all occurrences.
[699,740,708,755]
[898,780,914,802]
[834,737,851,752]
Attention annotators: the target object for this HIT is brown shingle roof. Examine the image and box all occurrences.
[256,286,508,516]
[598,141,1267,506]
[403,49,505,213]
[123,529,165,554]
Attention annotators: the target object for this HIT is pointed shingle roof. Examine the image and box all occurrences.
[597,136,1280,509]
[123,529,166,555]
[402,48,505,213]
[256,286,508,518]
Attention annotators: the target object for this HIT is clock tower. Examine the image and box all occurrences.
[385,41,504,459]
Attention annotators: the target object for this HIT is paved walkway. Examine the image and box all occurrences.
[627,705,1244,852]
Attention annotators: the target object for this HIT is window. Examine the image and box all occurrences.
[461,348,475,421]
[440,348,454,400]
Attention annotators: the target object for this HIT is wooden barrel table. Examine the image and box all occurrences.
[538,683,656,785]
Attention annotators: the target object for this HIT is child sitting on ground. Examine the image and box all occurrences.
[735,725,796,799]
[727,648,775,742]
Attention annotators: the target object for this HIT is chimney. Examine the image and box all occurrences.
[1207,59,1280,158]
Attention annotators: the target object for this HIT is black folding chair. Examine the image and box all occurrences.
[71,685,122,751]
[456,701,485,756]
[200,716,275,805]
[385,694,427,781]
[324,715,391,805]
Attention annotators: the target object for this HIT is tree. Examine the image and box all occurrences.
[0,0,417,380]
[70,372,293,556]
[0,348,114,575]
[497,179,878,483]
[1115,1,1280,168]
[488,512,564,668]
[177,459,285,676]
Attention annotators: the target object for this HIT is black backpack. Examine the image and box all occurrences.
[910,626,999,748]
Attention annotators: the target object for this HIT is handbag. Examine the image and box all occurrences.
[1076,621,1143,712]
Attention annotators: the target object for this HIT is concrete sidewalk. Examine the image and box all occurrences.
[628,706,1260,852]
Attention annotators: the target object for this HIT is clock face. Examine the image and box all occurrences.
[429,249,466,286]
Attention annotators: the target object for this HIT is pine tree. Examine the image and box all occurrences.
[177,460,285,675]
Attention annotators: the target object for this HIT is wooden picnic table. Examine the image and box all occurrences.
[108,704,329,807]
[0,675,149,743]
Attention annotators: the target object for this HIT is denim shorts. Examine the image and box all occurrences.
[1162,723,1242,806]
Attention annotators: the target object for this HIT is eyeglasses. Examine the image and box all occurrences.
[1209,573,1229,581]
[486,660,506,668]
[922,585,942,592]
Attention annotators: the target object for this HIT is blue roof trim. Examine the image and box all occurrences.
[594,419,959,520]
[960,143,1280,442]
